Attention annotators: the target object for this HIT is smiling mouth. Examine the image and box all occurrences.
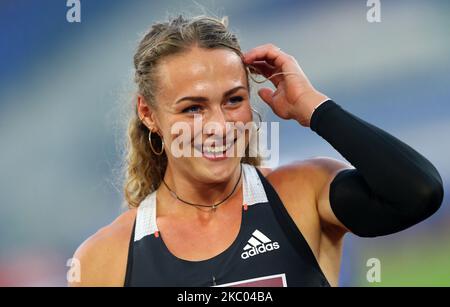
[194,138,238,156]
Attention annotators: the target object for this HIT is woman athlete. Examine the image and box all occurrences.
[69,15,444,287]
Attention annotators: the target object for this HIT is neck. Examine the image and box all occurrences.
[159,163,243,218]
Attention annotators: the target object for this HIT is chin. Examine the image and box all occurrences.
[196,157,240,182]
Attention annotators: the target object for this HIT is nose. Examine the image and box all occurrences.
[204,105,230,141]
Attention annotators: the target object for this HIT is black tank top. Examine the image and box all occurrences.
[124,163,330,287]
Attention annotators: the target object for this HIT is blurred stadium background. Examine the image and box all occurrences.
[0,0,449,286]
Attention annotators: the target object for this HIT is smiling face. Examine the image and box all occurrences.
[141,47,253,183]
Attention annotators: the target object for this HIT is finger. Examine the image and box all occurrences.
[248,61,283,86]
[258,87,275,108]
[243,44,289,69]
[248,61,276,77]
[249,56,277,68]
[244,44,281,63]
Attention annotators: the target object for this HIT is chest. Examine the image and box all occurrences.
[156,205,243,261]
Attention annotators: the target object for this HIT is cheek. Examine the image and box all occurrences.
[165,119,196,142]
[228,105,252,124]
[229,106,255,145]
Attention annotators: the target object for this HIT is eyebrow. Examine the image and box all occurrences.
[174,86,247,104]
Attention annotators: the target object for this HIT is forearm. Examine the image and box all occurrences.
[309,100,444,237]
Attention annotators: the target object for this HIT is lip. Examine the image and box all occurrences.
[194,138,237,161]
[202,152,229,161]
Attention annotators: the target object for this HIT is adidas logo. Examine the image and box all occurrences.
[241,229,280,260]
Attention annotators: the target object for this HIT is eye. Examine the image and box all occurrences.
[228,96,244,104]
[182,105,202,113]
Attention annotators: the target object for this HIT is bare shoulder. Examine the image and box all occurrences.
[256,165,273,177]
[254,158,346,222]
[256,157,350,244]
[69,208,137,287]
[262,157,351,225]
[265,157,350,189]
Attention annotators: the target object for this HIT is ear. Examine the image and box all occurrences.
[137,95,159,132]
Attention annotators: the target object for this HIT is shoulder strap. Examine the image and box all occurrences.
[134,192,158,242]
[242,163,269,206]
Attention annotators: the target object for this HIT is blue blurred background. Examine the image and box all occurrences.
[1,0,449,286]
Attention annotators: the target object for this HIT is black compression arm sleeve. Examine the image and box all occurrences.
[310,100,444,237]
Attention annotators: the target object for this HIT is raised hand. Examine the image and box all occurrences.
[243,44,329,126]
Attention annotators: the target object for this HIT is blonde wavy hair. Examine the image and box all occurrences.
[123,14,264,208]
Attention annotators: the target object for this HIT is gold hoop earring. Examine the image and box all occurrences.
[149,131,165,156]
[251,106,262,132]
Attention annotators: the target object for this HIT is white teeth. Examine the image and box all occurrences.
[203,142,233,154]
